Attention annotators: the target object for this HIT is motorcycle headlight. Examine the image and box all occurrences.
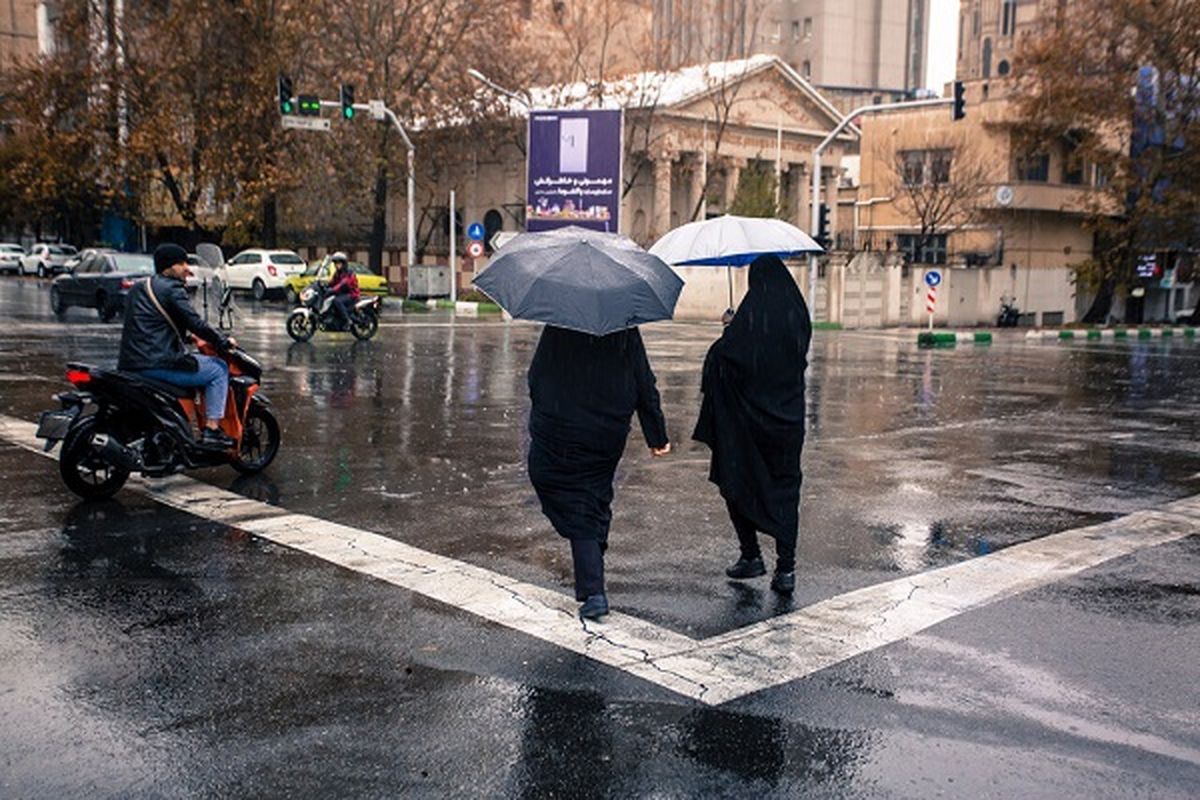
[300,287,315,303]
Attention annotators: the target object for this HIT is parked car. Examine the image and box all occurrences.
[223,248,306,300]
[49,251,154,321]
[0,243,24,274]
[21,243,79,277]
[283,257,390,305]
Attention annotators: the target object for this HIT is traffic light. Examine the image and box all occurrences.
[298,94,320,116]
[278,74,294,115]
[816,203,831,249]
[952,80,966,121]
[340,84,355,120]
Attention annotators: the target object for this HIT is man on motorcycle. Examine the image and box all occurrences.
[328,251,360,330]
[117,243,239,449]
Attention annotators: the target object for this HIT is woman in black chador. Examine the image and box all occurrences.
[693,255,811,594]
[528,325,671,620]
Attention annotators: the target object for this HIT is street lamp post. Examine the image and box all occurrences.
[467,69,532,111]
[808,97,953,315]
[319,98,416,280]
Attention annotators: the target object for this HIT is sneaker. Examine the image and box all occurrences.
[200,428,237,450]
[725,556,767,579]
[770,571,796,594]
[579,593,609,620]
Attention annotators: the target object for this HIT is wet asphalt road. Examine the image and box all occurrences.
[0,276,1198,798]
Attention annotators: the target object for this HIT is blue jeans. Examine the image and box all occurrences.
[141,355,229,422]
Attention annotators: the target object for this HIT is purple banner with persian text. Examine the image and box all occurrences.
[526,109,623,233]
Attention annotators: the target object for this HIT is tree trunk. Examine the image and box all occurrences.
[1081,279,1115,324]
[261,194,277,249]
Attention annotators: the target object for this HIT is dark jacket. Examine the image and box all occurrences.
[117,275,229,372]
[693,255,811,539]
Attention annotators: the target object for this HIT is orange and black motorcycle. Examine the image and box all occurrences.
[35,339,280,500]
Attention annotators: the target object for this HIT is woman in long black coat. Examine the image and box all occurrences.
[527,325,671,620]
[693,254,811,594]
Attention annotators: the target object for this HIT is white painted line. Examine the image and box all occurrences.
[2,413,1198,706]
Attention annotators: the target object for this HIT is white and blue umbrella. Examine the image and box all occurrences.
[649,215,823,306]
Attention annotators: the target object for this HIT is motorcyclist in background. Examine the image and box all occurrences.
[328,251,360,330]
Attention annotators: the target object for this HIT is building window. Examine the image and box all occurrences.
[900,150,953,186]
[792,20,800,41]
[897,234,948,265]
[802,60,811,78]
[803,17,813,38]
[1016,153,1050,182]
[1001,0,1016,36]
[997,60,1010,76]
[929,150,953,184]
[900,151,925,186]
[771,20,781,43]
[982,37,992,78]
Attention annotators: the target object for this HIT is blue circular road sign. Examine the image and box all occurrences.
[467,223,486,241]
[924,270,942,288]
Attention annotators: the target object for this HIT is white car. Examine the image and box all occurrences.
[21,243,78,277]
[223,248,306,300]
[0,243,24,274]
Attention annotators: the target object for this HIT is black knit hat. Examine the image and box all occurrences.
[154,243,188,273]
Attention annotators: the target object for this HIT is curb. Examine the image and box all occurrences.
[1026,327,1197,341]
[917,331,992,347]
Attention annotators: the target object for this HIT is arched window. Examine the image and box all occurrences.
[997,59,1010,76]
[982,37,992,79]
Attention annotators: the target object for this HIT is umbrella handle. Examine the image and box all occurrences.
[727,265,733,308]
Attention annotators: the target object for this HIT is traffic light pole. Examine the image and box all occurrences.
[318,98,416,278]
[807,96,953,316]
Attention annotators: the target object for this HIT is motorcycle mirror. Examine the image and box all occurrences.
[196,243,224,271]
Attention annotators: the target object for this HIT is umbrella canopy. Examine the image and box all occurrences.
[473,226,684,336]
[649,214,823,266]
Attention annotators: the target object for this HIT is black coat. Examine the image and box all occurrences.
[117,275,229,372]
[527,326,668,541]
[693,255,811,540]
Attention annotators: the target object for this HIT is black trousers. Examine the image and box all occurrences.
[570,539,608,600]
[726,499,796,573]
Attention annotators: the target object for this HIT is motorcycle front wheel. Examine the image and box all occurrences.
[59,417,130,500]
[350,312,379,341]
[231,404,280,475]
[286,311,317,342]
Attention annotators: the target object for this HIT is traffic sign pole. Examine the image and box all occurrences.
[924,269,942,330]
[449,189,457,303]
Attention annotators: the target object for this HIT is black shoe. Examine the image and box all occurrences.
[579,593,609,620]
[200,428,237,450]
[725,556,767,579]
[770,571,796,594]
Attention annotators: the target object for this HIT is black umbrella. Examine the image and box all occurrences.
[473,227,684,336]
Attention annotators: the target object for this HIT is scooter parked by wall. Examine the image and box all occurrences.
[997,295,1021,327]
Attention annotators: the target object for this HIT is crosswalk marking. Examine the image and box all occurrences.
[3,413,1197,706]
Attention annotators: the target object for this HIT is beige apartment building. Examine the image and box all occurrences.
[0,0,43,69]
[855,76,1107,326]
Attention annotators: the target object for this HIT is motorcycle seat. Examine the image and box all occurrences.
[112,370,195,399]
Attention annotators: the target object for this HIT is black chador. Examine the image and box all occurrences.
[693,255,811,589]
[527,325,669,617]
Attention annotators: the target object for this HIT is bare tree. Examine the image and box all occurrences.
[884,133,990,262]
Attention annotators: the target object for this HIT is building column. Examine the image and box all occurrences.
[652,154,673,240]
[722,159,744,212]
[786,163,808,230]
[688,153,707,222]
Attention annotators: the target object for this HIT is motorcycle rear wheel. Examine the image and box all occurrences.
[232,404,280,474]
[286,312,316,342]
[59,417,130,501]
[350,312,378,341]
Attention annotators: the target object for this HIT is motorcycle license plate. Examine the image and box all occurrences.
[36,408,77,444]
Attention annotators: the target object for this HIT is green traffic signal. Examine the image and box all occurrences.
[298,95,320,116]
[278,74,294,115]
[340,84,355,120]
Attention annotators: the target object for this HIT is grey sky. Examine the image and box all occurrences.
[926,0,958,90]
